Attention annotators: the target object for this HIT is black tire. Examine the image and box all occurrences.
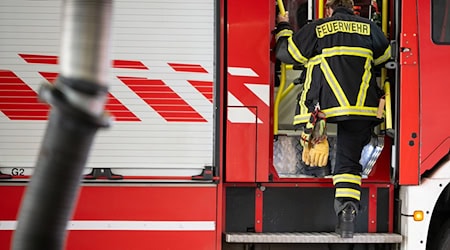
[436,218,450,250]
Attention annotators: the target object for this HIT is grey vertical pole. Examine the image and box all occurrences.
[12,1,113,249]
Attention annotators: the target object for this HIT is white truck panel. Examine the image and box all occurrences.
[399,159,450,250]
[0,0,214,177]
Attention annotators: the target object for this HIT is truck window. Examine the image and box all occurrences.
[432,0,450,43]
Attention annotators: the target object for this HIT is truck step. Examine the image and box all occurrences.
[225,232,402,244]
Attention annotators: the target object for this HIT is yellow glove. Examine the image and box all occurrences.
[301,140,311,165]
[308,138,329,167]
[300,122,313,165]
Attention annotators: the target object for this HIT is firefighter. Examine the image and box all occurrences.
[274,0,391,238]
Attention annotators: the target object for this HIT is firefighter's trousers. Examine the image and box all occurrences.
[333,120,373,213]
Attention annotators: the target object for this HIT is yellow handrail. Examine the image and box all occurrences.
[382,0,388,34]
[277,0,286,15]
[274,0,286,135]
[280,82,296,100]
[319,0,324,18]
[274,63,287,135]
[380,0,392,130]
[274,63,299,135]
[384,81,392,130]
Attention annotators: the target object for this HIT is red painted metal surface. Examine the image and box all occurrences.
[398,0,420,185]
[0,70,50,120]
[417,0,450,173]
[188,80,214,102]
[19,54,149,70]
[255,188,264,232]
[118,76,207,122]
[226,0,274,183]
[217,0,226,247]
[366,136,392,183]
[217,184,225,250]
[226,115,257,182]
[368,187,378,233]
[3,232,208,250]
[0,185,218,250]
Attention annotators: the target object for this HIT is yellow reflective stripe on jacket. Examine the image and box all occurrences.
[298,56,321,115]
[298,67,312,115]
[322,46,373,59]
[374,45,392,65]
[320,57,350,107]
[356,57,372,106]
[293,113,311,125]
[275,29,293,41]
[335,188,361,200]
[293,105,381,125]
[324,106,380,118]
[287,36,308,64]
[333,174,362,185]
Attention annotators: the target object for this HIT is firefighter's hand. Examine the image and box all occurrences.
[308,139,329,167]
[277,11,289,24]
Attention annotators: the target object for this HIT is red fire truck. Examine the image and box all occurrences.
[0,0,449,249]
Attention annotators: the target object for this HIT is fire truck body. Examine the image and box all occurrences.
[0,0,449,249]
[0,1,219,249]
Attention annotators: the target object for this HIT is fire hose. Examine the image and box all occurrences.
[12,1,113,249]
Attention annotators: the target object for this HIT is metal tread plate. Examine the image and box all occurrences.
[225,232,402,244]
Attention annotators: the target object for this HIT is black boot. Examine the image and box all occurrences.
[336,201,358,238]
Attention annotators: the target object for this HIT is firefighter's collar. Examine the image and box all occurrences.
[332,7,354,16]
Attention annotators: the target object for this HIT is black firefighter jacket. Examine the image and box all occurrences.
[275,7,391,125]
